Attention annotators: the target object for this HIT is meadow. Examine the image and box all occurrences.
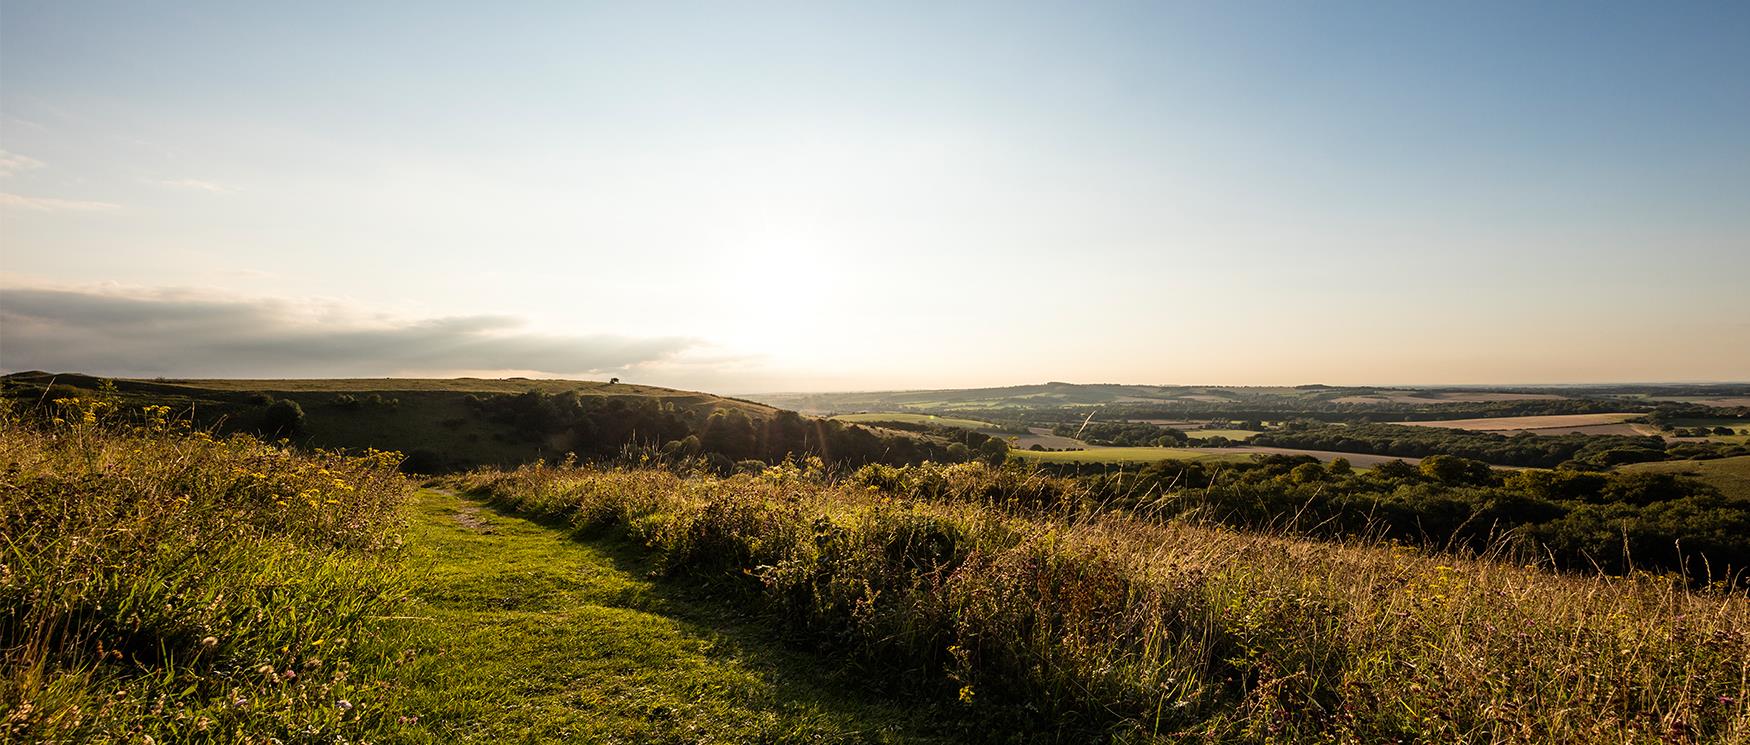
[1623,455,1750,501]
[8,390,1750,742]
[451,460,1750,743]
[0,400,412,742]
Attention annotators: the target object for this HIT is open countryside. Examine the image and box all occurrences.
[5,3,1750,743]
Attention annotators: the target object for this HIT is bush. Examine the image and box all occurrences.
[261,398,306,437]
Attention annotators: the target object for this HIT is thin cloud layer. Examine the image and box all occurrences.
[0,150,44,176]
[0,193,121,212]
[0,285,694,378]
[152,178,235,193]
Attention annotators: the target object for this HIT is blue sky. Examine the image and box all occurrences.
[2,1,1746,389]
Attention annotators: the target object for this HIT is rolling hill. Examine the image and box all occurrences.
[0,372,989,472]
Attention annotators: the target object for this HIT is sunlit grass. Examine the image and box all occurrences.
[455,461,1750,743]
[0,401,411,742]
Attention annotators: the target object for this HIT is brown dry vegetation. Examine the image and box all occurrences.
[453,462,1750,743]
[0,401,413,742]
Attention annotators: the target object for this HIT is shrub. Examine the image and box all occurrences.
[261,398,305,437]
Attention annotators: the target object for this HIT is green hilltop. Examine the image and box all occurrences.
[0,372,1002,473]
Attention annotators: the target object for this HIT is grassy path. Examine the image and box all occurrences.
[390,489,954,744]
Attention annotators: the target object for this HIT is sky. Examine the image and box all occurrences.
[2,1,1747,392]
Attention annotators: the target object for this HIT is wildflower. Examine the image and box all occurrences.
[958,685,976,704]
[335,699,353,713]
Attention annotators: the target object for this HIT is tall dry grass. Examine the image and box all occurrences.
[456,460,1750,743]
[1,401,411,742]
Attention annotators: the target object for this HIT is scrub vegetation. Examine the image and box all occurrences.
[452,460,1750,743]
[0,398,411,742]
[7,379,1750,743]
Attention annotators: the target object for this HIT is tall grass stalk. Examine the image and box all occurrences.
[457,460,1750,743]
[1,402,411,742]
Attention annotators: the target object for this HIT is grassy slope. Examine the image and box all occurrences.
[453,464,1750,742]
[1623,455,1750,501]
[394,489,952,743]
[1,372,781,471]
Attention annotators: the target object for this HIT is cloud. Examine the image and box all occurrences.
[0,192,122,212]
[0,150,44,176]
[153,178,236,193]
[0,284,696,378]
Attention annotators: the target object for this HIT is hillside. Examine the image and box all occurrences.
[749,382,1748,419]
[1622,455,1750,501]
[8,393,1750,742]
[0,372,998,472]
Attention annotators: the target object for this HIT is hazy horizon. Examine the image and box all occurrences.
[4,1,1747,390]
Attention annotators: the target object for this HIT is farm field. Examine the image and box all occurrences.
[1012,445,1421,467]
[1647,396,1750,407]
[1333,391,1566,405]
[1393,413,1639,432]
[831,411,1000,430]
[1009,426,1089,450]
[1185,428,1263,441]
[1622,456,1750,501]
[1012,447,1254,464]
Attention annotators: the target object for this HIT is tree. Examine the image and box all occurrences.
[608,377,621,385]
[979,438,1008,465]
[1372,459,1419,479]
[261,399,306,437]
[702,410,758,460]
[1290,462,1326,483]
[1418,454,1492,486]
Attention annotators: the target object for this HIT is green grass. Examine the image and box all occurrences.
[1011,447,1254,464]
[831,412,999,430]
[1622,455,1750,501]
[1,405,412,742]
[1184,429,1262,441]
[390,489,953,743]
[453,462,1750,742]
